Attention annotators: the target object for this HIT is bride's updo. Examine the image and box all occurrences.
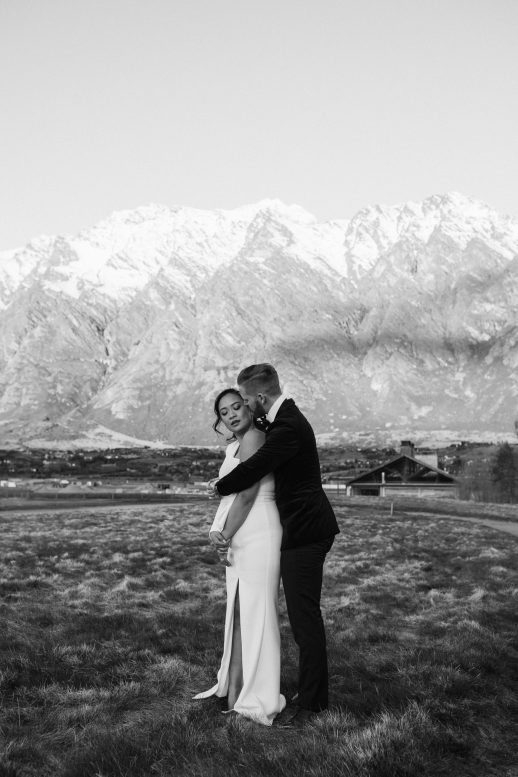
[212,388,243,436]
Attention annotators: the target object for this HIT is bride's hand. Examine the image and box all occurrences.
[209,530,230,549]
[209,531,231,566]
[216,547,231,567]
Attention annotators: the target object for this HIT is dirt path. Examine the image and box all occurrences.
[2,496,518,538]
[443,514,518,538]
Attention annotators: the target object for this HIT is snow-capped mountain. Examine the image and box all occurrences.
[1,192,517,448]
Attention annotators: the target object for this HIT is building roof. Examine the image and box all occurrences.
[346,454,458,486]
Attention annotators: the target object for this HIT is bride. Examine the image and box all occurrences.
[193,388,286,725]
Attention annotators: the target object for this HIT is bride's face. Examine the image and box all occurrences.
[217,393,252,436]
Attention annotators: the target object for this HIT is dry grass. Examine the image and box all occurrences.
[0,501,517,777]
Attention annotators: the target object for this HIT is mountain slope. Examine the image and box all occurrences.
[1,193,517,447]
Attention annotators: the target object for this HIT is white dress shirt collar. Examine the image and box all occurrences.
[266,393,289,424]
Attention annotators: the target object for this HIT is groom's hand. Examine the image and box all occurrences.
[207,478,220,499]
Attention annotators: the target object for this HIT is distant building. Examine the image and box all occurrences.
[157,482,170,491]
[346,441,458,498]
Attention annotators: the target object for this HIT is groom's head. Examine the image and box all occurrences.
[237,363,282,417]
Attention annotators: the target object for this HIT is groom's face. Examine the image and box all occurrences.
[238,384,267,420]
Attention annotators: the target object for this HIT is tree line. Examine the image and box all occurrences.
[459,443,518,503]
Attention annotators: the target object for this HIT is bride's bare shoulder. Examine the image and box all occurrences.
[243,426,265,443]
[241,427,265,457]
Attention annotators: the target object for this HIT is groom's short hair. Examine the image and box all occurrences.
[237,363,281,396]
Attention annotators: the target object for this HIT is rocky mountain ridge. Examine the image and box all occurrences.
[1,192,517,447]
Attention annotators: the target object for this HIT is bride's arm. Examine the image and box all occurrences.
[218,428,265,541]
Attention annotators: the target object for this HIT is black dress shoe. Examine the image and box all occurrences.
[282,707,316,729]
[273,705,299,727]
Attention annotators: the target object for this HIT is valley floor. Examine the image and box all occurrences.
[0,501,517,777]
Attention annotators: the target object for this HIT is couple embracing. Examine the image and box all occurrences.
[194,364,339,727]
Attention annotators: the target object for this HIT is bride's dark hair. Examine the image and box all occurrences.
[213,388,243,436]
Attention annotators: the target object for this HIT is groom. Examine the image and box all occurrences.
[212,363,339,726]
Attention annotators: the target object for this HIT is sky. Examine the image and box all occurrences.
[1,0,517,248]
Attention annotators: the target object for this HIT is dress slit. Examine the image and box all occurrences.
[217,575,239,697]
[227,581,242,704]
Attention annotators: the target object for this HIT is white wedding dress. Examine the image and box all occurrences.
[193,440,286,725]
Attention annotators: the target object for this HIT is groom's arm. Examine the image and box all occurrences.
[216,420,299,495]
[217,429,264,539]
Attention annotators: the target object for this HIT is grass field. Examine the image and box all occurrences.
[1,500,517,777]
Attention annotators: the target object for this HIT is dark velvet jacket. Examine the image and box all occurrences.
[216,398,339,550]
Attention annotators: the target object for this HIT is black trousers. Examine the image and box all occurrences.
[280,535,334,712]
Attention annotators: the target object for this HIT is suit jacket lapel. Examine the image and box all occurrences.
[267,398,295,431]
